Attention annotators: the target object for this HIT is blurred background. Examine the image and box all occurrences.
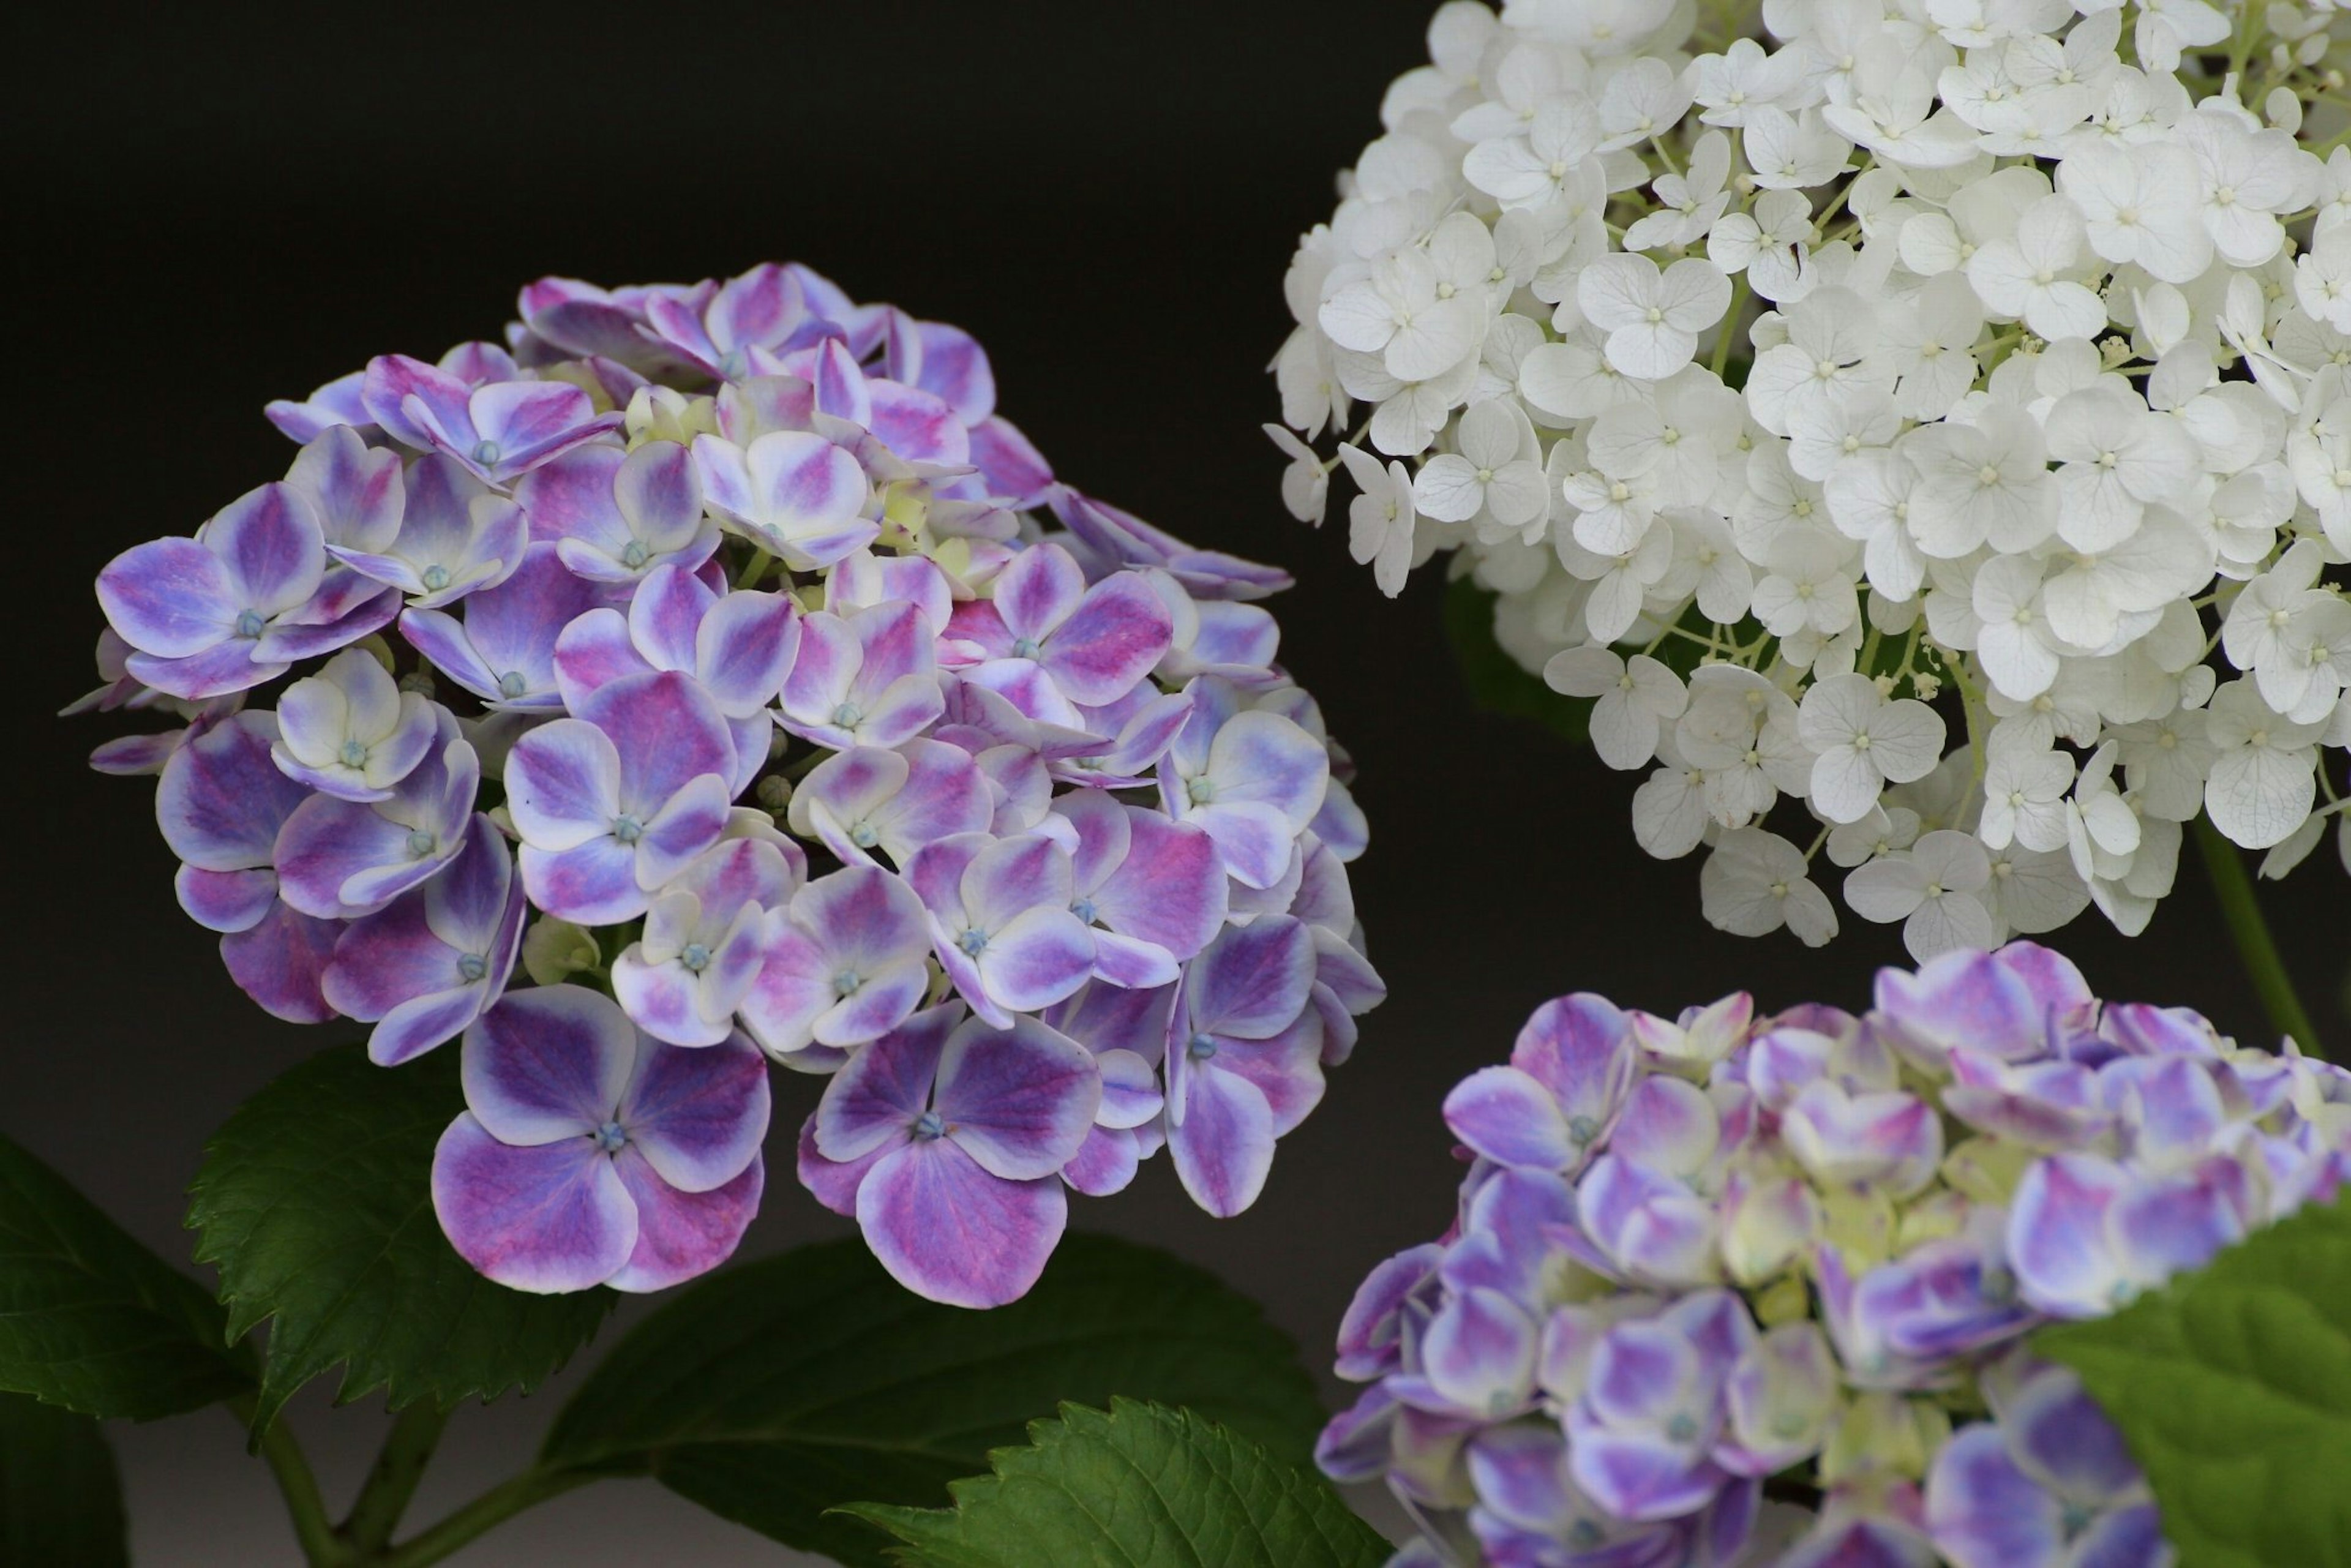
[9,2,2344,1561]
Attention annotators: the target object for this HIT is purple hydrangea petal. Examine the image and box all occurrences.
[460,985,636,1146]
[1444,1065,1580,1171]
[2008,1153,2130,1318]
[219,902,342,1024]
[1093,809,1226,960]
[855,1138,1067,1309]
[159,712,311,871]
[178,866,281,934]
[1875,949,2047,1070]
[617,1031,770,1192]
[1186,917,1315,1040]
[430,1114,636,1294]
[605,1151,763,1293]
[1925,1425,2063,1568]
[1419,1287,1540,1420]
[887,314,996,424]
[1061,1125,1142,1196]
[267,370,373,443]
[1167,1061,1277,1217]
[933,1016,1100,1180]
[285,426,404,553]
[97,536,238,659]
[1042,574,1175,707]
[577,670,737,818]
[521,838,643,926]
[796,1111,882,1217]
[1513,994,1638,1149]
[814,1005,962,1161]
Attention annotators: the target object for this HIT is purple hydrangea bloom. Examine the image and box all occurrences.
[906,833,1095,1029]
[80,258,1381,1308]
[361,353,621,486]
[322,814,527,1065]
[611,836,801,1048]
[331,454,530,609]
[804,1005,1099,1307]
[155,710,345,1021]
[400,541,612,711]
[1327,943,2350,1566]
[1164,915,1324,1217]
[516,439,721,584]
[504,670,737,924]
[433,986,768,1293]
[98,482,396,700]
[738,862,934,1065]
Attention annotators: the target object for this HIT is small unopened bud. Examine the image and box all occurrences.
[522,917,603,986]
[756,775,793,812]
[397,669,437,699]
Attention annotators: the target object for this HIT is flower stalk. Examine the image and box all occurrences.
[2195,814,2327,1059]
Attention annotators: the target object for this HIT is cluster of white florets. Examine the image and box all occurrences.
[1273,0,2351,956]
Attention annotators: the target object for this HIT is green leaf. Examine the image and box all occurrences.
[542,1233,1327,1566]
[0,1392,128,1566]
[0,1127,252,1419]
[1442,574,1591,743]
[840,1400,1390,1568]
[2036,1192,2351,1568]
[186,1043,611,1433]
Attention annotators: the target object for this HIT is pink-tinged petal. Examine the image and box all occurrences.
[1169,1063,1278,1217]
[962,659,1085,730]
[888,317,996,425]
[905,833,988,918]
[936,934,1015,1030]
[1203,710,1329,828]
[1445,1066,1580,1171]
[1513,995,1638,1132]
[369,989,492,1070]
[209,482,326,612]
[579,670,737,812]
[934,1016,1101,1179]
[810,339,872,426]
[796,1111,882,1216]
[219,903,340,1023]
[959,834,1073,932]
[363,354,470,449]
[779,609,858,725]
[801,859,933,961]
[619,1032,770,1191]
[967,415,1054,505]
[462,985,636,1145]
[505,719,622,850]
[856,1139,1067,1308]
[1421,1286,1540,1419]
[159,713,310,869]
[1202,1015,1325,1136]
[522,838,645,925]
[178,865,280,934]
[467,381,619,478]
[1055,789,1131,893]
[993,543,1086,643]
[287,426,404,552]
[751,430,868,530]
[1188,917,1316,1040]
[814,1005,961,1161]
[516,444,627,549]
[431,1115,634,1294]
[1190,801,1296,890]
[124,642,285,702]
[1062,1126,1141,1196]
[1577,1155,1721,1286]
[626,563,714,673]
[2008,1153,2129,1318]
[97,537,237,658]
[1092,931,1180,989]
[633,773,733,891]
[323,892,458,1018]
[252,582,400,663]
[550,607,651,708]
[267,370,373,443]
[865,381,968,465]
[611,950,718,1046]
[271,797,424,918]
[1095,812,1225,959]
[1093,1049,1164,1129]
[707,264,805,357]
[1044,574,1175,707]
[696,590,797,715]
[978,907,1096,1013]
[90,731,187,776]
[606,1152,763,1293]
[735,922,833,1057]
[852,599,939,683]
[615,439,705,547]
[1875,949,2045,1068]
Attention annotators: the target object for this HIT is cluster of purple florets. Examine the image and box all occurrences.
[78,262,1382,1307]
[1322,943,2349,1567]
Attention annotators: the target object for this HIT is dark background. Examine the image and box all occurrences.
[10,4,2345,1561]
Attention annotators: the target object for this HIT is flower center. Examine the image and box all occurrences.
[958,928,991,956]
[421,564,452,592]
[621,539,650,569]
[912,1109,946,1141]
[471,438,501,468]
[592,1120,628,1153]
[1010,636,1043,659]
[612,814,645,846]
[832,701,864,728]
[405,828,437,858]
[1187,1032,1218,1061]
[235,609,267,639]
[1665,1414,1699,1443]
[498,670,530,699]
[339,739,369,768]
[680,942,713,973]
[833,969,863,998]
[850,822,880,849]
[1567,1114,1600,1144]
[457,953,489,983]
[1186,776,1217,805]
[1070,897,1098,925]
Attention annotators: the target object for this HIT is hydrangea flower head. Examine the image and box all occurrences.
[81,261,1384,1304]
[1275,0,2351,956]
[1324,941,2349,1566]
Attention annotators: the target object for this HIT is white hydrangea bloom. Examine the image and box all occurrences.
[1272,0,2351,953]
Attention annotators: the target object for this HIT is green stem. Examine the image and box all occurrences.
[2193,815,2327,1059]
[341,1403,450,1556]
[377,1467,594,1568]
[232,1397,349,1567]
